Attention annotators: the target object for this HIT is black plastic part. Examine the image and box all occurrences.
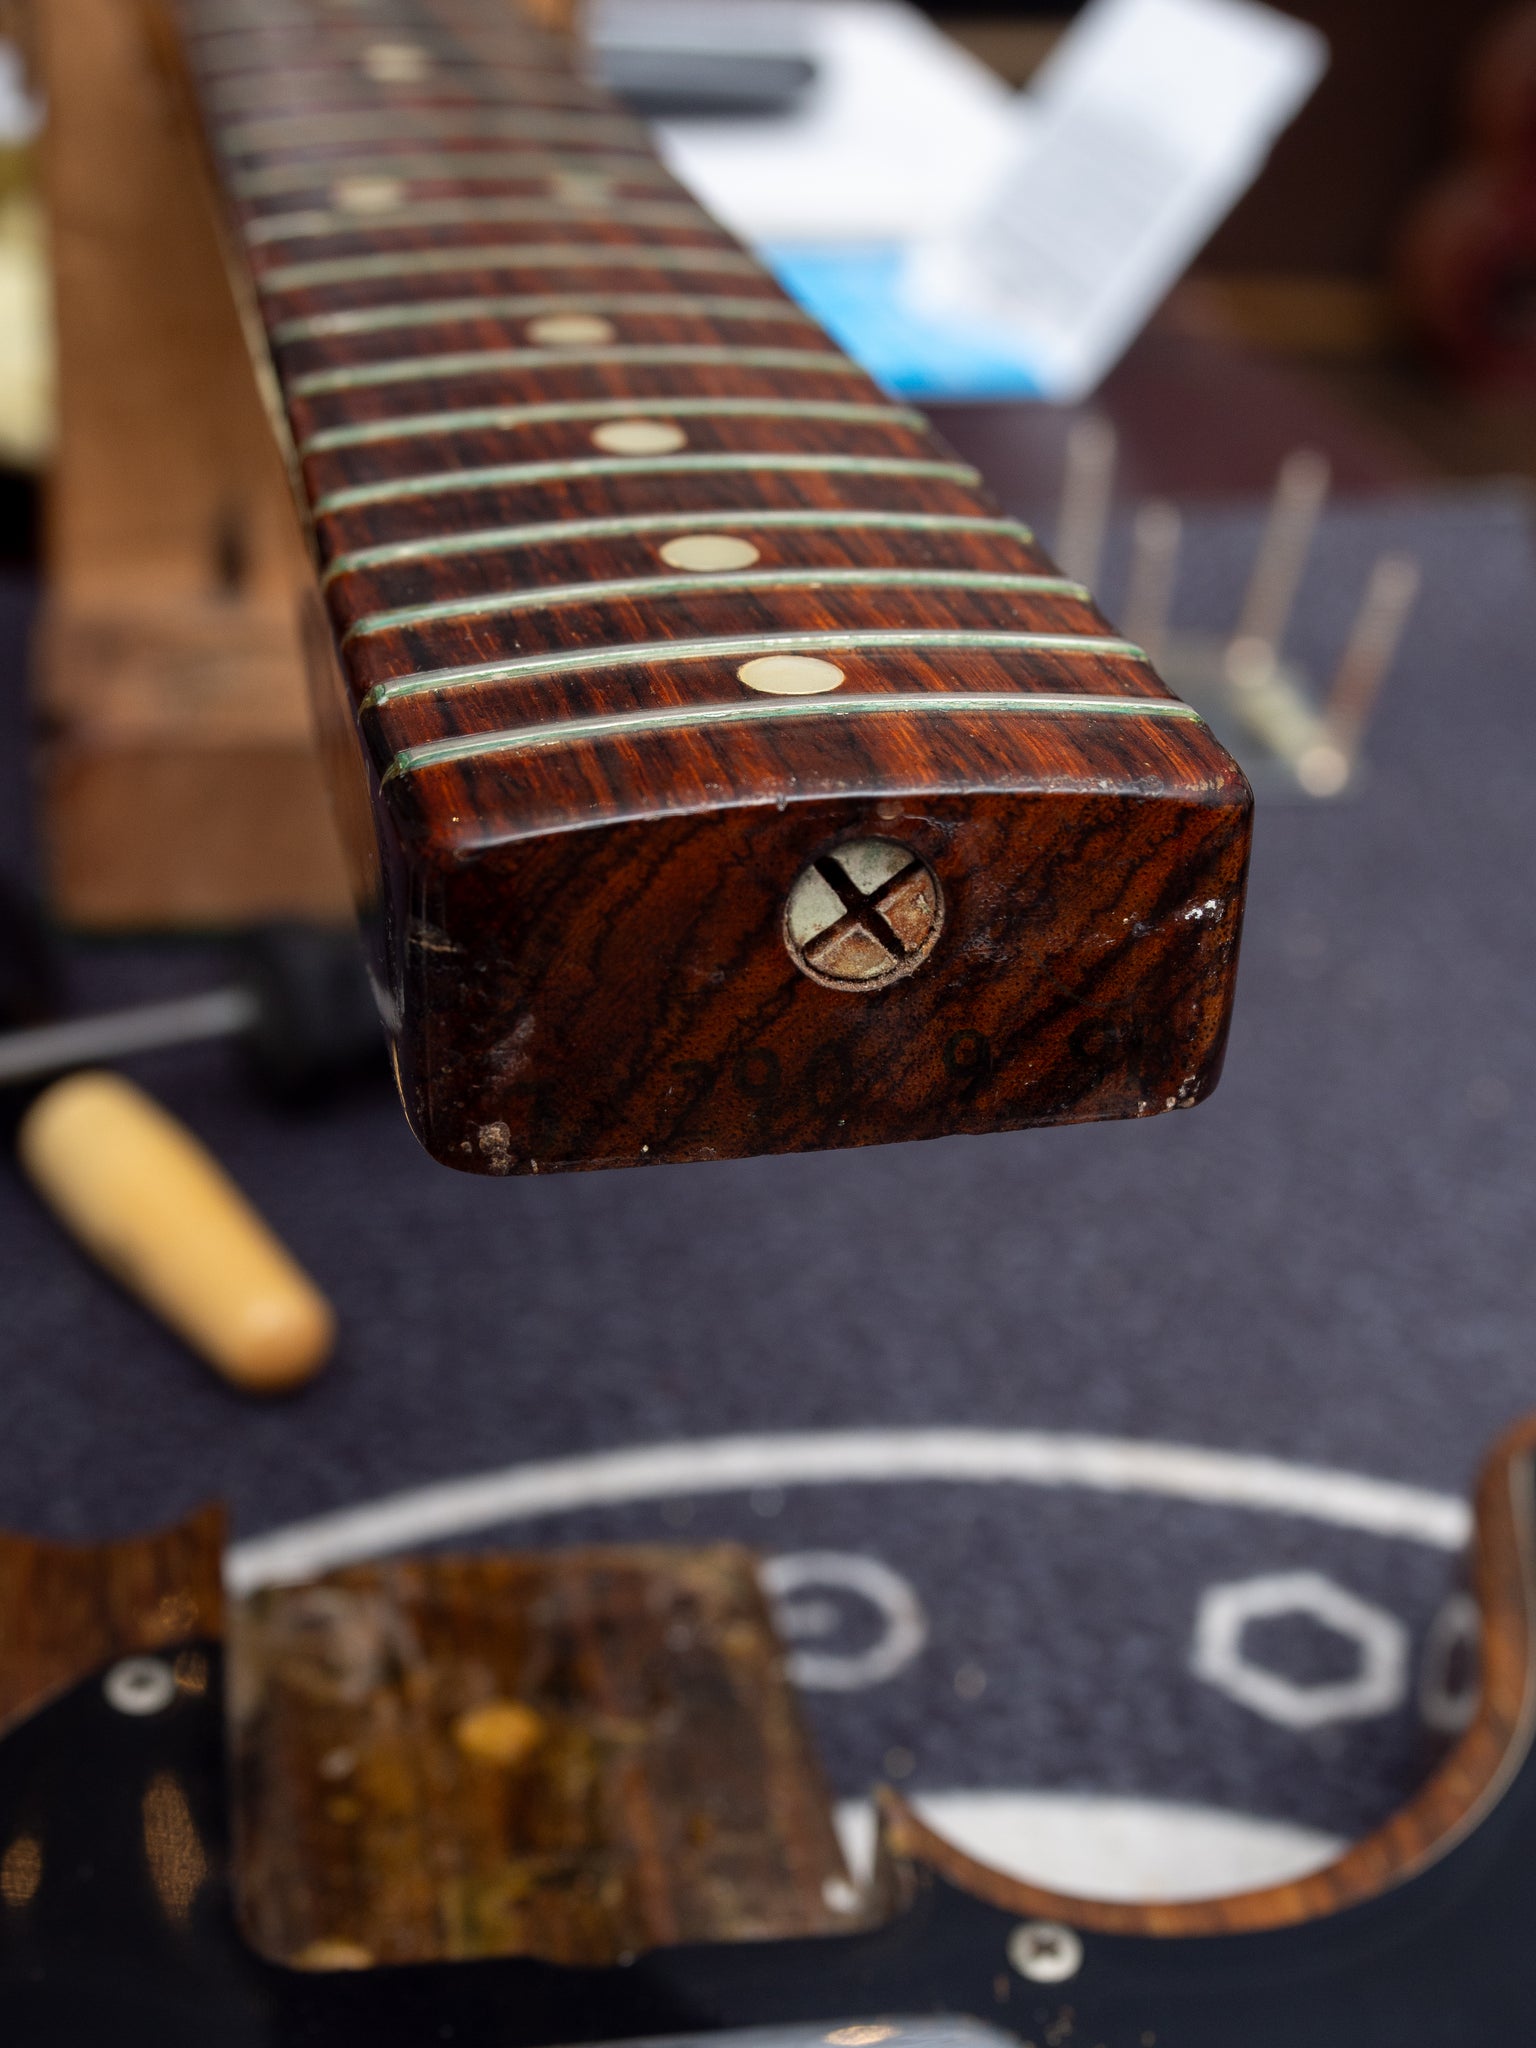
[0,875,60,1033]
[592,48,817,119]
[0,874,61,1133]
[234,923,386,1101]
[2,1455,1535,2048]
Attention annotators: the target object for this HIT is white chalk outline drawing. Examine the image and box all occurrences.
[1191,1570,1410,1730]
[762,1551,928,1691]
[226,1428,1469,1591]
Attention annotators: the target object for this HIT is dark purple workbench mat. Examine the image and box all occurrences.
[0,481,1532,1862]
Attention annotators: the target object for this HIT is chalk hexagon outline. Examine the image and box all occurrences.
[1191,1569,1409,1730]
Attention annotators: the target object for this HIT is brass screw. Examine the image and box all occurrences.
[784,839,942,989]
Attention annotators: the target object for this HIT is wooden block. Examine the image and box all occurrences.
[37,596,349,923]
[34,0,349,925]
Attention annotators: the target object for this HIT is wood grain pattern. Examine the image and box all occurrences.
[0,1423,1530,1960]
[229,1546,856,1967]
[0,1507,224,1735]
[882,1417,1536,1936]
[36,0,350,923]
[175,0,1252,1172]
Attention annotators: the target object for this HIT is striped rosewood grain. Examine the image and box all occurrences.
[174,0,1252,1174]
[0,1509,225,1735]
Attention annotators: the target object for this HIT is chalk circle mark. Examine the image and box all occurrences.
[762,1550,928,1691]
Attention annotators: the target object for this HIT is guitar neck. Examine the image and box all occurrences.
[172,0,1251,1176]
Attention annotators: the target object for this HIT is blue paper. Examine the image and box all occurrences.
[760,242,1046,401]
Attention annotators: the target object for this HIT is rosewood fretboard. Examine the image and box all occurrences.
[171,0,1252,1175]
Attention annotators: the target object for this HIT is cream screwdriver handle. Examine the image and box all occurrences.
[18,1071,335,1393]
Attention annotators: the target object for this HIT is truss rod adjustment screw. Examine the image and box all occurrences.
[784,839,942,988]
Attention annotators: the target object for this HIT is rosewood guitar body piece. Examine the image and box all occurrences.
[172,0,1251,1175]
[4,1419,1536,2040]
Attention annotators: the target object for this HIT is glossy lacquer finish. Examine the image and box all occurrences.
[176,0,1251,1173]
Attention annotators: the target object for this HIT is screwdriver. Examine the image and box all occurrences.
[20,1070,338,1395]
[0,923,386,1099]
[2,906,373,1394]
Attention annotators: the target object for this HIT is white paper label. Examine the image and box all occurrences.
[903,0,1327,401]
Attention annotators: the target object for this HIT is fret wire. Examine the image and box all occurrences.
[273,292,813,345]
[257,244,762,293]
[244,198,709,246]
[321,510,1038,588]
[385,691,1202,784]
[190,7,555,35]
[192,3,550,17]
[211,88,596,125]
[192,8,1092,834]
[232,151,676,198]
[315,453,981,519]
[199,43,565,80]
[292,345,861,398]
[220,108,648,153]
[345,570,1090,645]
[183,3,513,29]
[364,630,1151,711]
[189,13,559,43]
[208,69,588,113]
[189,4,556,35]
[300,398,924,456]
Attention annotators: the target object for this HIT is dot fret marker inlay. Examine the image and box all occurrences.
[330,174,404,214]
[737,655,846,696]
[362,40,431,83]
[590,419,686,455]
[659,534,761,572]
[549,175,614,207]
[526,313,616,346]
